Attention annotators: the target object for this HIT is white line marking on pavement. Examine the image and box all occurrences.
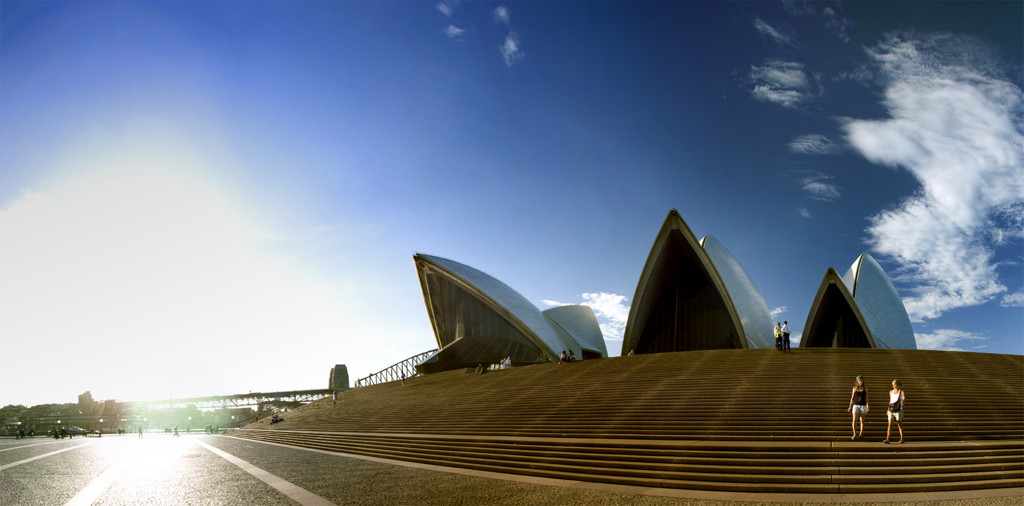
[196,440,336,506]
[0,441,65,452]
[0,442,93,471]
[63,459,127,506]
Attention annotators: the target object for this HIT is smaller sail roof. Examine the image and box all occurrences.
[842,253,917,350]
[622,209,748,354]
[801,268,876,348]
[414,254,605,373]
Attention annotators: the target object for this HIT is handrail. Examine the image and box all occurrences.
[354,349,438,387]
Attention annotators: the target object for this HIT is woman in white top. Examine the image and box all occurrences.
[884,379,905,444]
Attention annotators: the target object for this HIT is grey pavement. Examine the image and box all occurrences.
[0,434,1020,505]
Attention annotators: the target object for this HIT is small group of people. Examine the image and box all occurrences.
[499,356,513,369]
[773,322,791,352]
[270,414,284,424]
[558,350,576,363]
[847,375,905,443]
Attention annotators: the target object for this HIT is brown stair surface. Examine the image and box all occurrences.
[229,348,1024,494]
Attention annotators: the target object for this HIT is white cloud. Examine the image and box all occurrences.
[753,18,799,49]
[750,60,811,108]
[798,207,812,219]
[769,306,788,319]
[843,33,1024,321]
[823,7,852,43]
[1001,291,1024,308]
[494,5,510,25]
[500,32,524,66]
[443,25,465,39]
[789,134,841,155]
[915,329,988,352]
[543,292,630,343]
[436,2,453,17]
[781,0,816,17]
[800,172,842,201]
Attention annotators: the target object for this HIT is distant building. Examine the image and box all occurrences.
[801,252,917,349]
[621,209,774,354]
[413,254,607,374]
[328,365,349,391]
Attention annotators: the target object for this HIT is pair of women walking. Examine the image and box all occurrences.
[847,376,905,443]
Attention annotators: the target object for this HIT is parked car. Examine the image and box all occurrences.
[67,426,91,436]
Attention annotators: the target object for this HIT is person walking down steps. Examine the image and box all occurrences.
[847,375,869,440]
[884,379,906,444]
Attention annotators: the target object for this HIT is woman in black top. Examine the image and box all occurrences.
[847,375,869,440]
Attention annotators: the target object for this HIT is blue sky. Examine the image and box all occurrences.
[2,1,1021,407]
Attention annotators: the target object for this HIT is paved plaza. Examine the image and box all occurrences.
[0,434,1020,505]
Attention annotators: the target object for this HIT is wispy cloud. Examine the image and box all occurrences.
[494,5,510,25]
[500,32,524,66]
[770,306,788,319]
[543,292,630,342]
[823,7,853,43]
[842,33,1024,321]
[753,18,799,49]
[781,0,816,17]
[443,25,465,39]
[1001,290,1024,308]
[799,172,842,201]
[750,60,811,108]
[915,329,989,352]
[789,134,841,155]
[436,2,453,17]
[798,207,812,219]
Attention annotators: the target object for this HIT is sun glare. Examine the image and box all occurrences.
[0,158,345,403]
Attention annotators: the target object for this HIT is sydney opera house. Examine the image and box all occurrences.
[621,209,774,354]
[413,210,916,373]
[413,254,607,374]
[801,252,917,349]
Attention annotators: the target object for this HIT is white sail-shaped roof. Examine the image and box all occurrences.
[414,254,604,372]
[842,253,918,350]
[700,235,775,349]
[543,305,608,357]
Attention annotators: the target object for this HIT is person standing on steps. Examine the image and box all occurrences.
[781,321,791,353]
[884,379,905,444]
[847,375,869,439]
[774,322,783,351]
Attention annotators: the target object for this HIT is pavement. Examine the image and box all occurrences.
[1,434,1020,505]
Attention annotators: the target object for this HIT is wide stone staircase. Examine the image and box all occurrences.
[228,348,1024,494]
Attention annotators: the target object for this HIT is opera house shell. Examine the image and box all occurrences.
[621,210,774,354]
[801,252,917,349]
[413,254,607,374]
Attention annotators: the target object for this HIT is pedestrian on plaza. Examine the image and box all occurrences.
[847,375,869,440]
[400,371,406,387]
[884,379,905,444]
[774,322,783,351]
[333,391,337,405]
[781,321,791,353]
